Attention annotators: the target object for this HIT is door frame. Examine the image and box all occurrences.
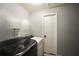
[42,13,57,55]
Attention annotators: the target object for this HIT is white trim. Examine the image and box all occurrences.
[42,13,57,55]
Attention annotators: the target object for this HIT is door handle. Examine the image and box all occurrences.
[44,35,46,38]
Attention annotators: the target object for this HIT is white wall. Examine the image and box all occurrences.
[30,4,79,55]
[30,12,42,37]
[0,3,31,41]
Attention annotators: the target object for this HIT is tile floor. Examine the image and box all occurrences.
[44,53,56,56]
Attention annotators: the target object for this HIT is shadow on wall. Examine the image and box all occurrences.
[0,13,30,41]
[0,14,11,41]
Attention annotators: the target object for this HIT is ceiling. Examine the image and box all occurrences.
[20,3,63,12]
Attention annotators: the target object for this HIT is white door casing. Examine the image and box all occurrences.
[42,13,57,55]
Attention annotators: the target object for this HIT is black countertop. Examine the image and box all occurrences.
[0,35,37,56]
[15,39,37,56]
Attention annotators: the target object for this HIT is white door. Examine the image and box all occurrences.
[43,13,57,55]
